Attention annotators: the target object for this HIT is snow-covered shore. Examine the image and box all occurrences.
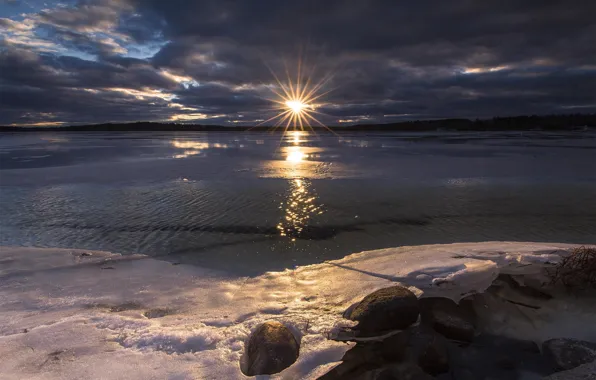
[1,242,595,379]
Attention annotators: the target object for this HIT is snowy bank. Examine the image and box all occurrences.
[1,242,595,379]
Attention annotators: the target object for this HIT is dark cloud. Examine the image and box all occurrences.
[0,0,595,125]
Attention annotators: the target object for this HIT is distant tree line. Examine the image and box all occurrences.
[1,113,595,132]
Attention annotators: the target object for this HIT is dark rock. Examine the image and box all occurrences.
[85,302,143,313]
[318,331,410,380]
[242,321,299,376]
[495,355,516,370]
[334,363,432,380]
[447,334,551,379]
[407,327,450,375]
[420,297,476,342]
[143,308,173,318]
[341,342,388,369]
[348,286,419,336]
[453,369,476,380]
[109,302,142,312]
[317,355,378,380]
[543,360,596,379]
[374,363,434,380]
[380,330,411,363]
[542,338,596,371]
[342,330,411,365]
[497,274,553,300]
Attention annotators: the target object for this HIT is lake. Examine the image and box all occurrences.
[1,130,595,275]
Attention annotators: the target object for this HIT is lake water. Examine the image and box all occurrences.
[1,130,595,275]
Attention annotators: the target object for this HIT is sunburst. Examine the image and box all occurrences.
[257,58,334,133]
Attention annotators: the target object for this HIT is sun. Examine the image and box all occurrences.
[255,58,334,133]
[286,100,309,114]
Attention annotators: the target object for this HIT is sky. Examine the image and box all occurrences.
[1,0,595,127]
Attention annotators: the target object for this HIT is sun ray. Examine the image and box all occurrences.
[302,71,335,104]
[265,61,293,100]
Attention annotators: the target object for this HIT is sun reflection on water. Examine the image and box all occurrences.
[276,130,324,240]
[285,131,309,162]
[286,146,306,163]
[290,130,306,145]
[170,140,231,159]
[276,178,323,241]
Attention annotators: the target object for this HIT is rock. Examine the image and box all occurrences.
[407,327,450,375]
[420,297,476,342]
[542,360,596,379]
[375,330,410,362]
[373,363,434,380]
[482,334,541,354]
[542,338,596,371]
[321,326,448,379]
[143,308,173,318]
[242,321,300,376]
[316,357,375,380]
[348,286,420,336]
[498,274,553,300]
[447,334,551,379]
[495,355,516,370]
[453,369,476,380]
[318,331,410,380]
[341,363,433,380]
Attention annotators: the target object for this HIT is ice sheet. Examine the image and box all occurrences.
[0,242,591,379]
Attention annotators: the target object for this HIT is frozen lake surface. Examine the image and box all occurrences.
[1,130,595,275]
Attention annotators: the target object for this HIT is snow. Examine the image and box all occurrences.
[0,242,593,379]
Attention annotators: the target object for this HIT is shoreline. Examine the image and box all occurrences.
[2,114,596,132]
[1,242,595,379]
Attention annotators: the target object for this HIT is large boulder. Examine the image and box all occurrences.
[419,297,476,342]
[542,338,596,371]
[348,286,420,336]
[241,321,300,376]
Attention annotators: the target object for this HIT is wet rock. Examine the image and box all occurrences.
[348,286,419,336]
[420,297,476,342]
[542,360,596,379]
[242,321,299,376]
[542,338,596,371]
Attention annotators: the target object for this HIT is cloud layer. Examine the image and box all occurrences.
[1,0,595,126]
